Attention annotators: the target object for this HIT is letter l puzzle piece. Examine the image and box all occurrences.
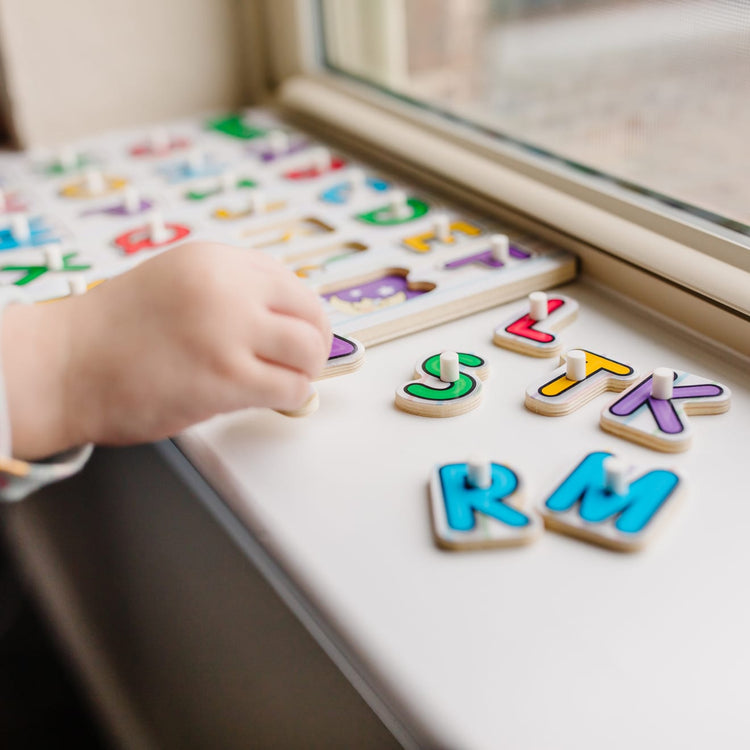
[493,293,578,357]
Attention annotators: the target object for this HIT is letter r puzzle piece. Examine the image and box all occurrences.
[430,461,542,550]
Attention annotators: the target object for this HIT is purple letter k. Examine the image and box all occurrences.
[609,372,724,434]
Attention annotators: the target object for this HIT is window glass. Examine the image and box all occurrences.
[320,0,750,240]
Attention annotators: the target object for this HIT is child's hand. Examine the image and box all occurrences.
[2,242,332,460]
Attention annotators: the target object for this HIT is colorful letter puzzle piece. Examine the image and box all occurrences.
[600,369,731,452]
[493,294,578,357]
[525,350,638,416]
[319,334,366,380]
[114,223,191,255]
[429,462,542,550]
[356,197,429,226]
[59,175,128,199]
[1,252,91,286]
[443,243,530,271]
[319,177,389,204]
[395,351,489,418]
[275,334,365,418]
[283,157,346,181]
[541,452,682,551]
[207,113,267,140]
[401,219,483,253]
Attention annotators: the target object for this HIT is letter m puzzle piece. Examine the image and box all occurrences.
[541,452,682,551]
[430,462,542,550]
[600,369,731,452]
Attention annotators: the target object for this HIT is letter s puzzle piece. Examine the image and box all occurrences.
[395,351,489,418]
[600,369,731,452]
[525,350,638,416]
[541,452,683,551]
[429,462,542,550]
[493,293,578,357]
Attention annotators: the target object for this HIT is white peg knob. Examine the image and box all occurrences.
[529,291,548,321]
[466,455,492,490]
[123,186,141,214]
[67,276,88,296]
[44,243,64,271]
[220,171,236,193]
[249,190,266,215]
[603,456,629,496]
[148,211,169,244]
[186,150,204,172]
[10,215,30,242]
[439,351,460,383]
[267,130,290,155]
[389,189,409,219]
[566,350,586,381]
[347,167,365,190]
[58,145,77,170]
[83,168,105,195]
[149,128,171,154]
[490,234,509,263]
[314,148,332,173]
[433,214,451,243]
[651,368,674,400]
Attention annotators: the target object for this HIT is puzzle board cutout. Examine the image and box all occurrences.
[0,109,576,345]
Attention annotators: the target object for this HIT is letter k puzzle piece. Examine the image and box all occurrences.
[600,369,731,452]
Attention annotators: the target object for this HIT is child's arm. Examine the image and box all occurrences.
[1,242,332,462]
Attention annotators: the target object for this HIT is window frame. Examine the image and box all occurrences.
[258,0,750,354]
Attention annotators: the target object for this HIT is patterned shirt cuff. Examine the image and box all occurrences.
[0,444,94,503]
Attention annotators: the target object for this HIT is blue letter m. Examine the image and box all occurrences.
[545,452,679,534]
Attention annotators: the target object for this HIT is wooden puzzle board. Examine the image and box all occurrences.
[0,108,576,344]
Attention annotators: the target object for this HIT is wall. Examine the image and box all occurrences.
[0,0,260,148]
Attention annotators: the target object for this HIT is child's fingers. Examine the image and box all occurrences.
[238,358,313,411]
[254,314,329,379]
[264,274,331,340]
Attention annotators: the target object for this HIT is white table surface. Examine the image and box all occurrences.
[178,279,750,750]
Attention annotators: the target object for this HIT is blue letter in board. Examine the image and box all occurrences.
[544,452,679,534]
[320,177,389,204]
[439,463,530,531]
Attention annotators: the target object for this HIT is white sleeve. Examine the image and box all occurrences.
[0,289,93,502]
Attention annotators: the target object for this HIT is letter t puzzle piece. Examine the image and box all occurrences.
[525,350,638,416]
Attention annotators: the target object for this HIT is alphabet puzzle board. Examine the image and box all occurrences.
[0,109,576,344]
